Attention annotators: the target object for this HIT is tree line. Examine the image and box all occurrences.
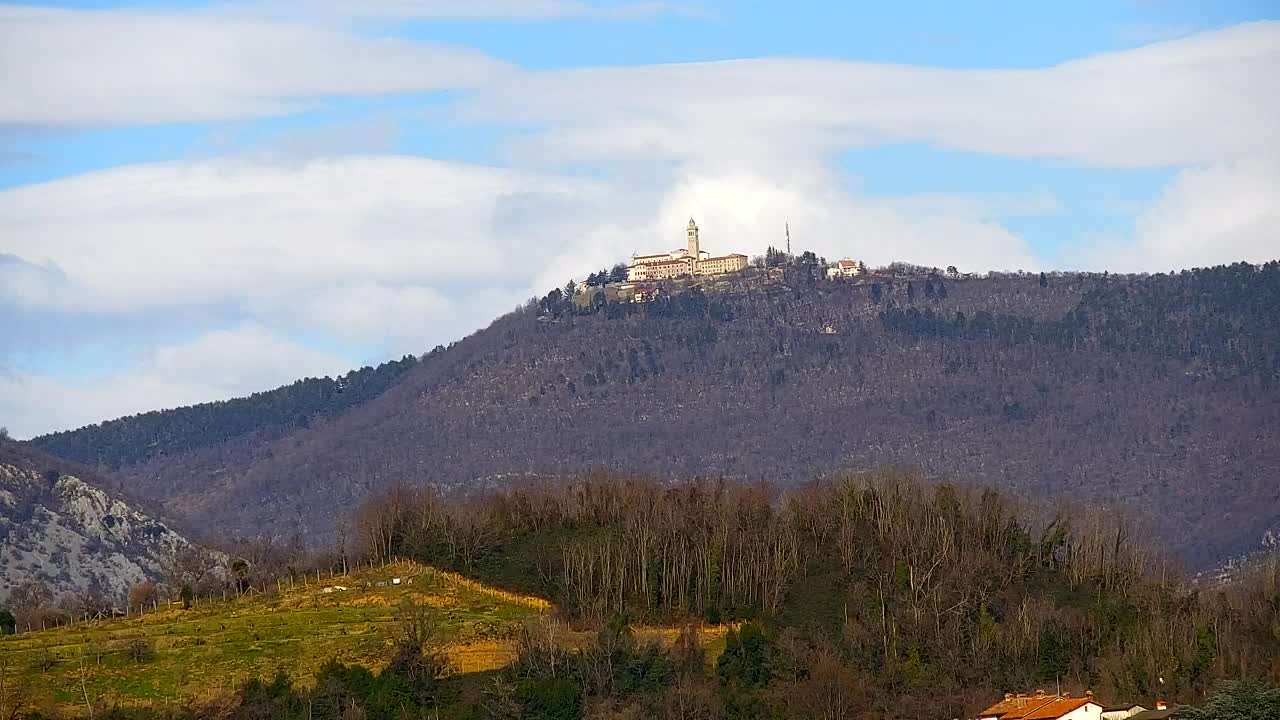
[351,468,1280,715]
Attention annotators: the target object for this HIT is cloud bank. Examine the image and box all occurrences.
[0,5,511,125]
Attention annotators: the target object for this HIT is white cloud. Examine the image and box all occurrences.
[1,154,1036,318]
[464,21,1280,169]
[0,323,351,439]
[1085,156,1280,272]
[647,169,1036,271]
[0,155,598,314]
[0,5,512,125]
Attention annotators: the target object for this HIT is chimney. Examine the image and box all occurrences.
[1035,689,1046,697]
[1085,690,1094,698]
[1156,701,1167,711]
[1004,694,1013,701]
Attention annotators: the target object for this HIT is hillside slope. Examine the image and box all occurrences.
[0,559,549,711]
[34,263,1280,567]
[0,442,197,604]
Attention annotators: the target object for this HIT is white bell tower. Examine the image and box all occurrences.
[687,217,700,258]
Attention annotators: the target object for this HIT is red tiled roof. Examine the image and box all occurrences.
[1023,697,1097,720]
[836,259,859,267]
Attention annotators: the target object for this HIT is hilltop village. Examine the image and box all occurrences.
[565,218,870,308]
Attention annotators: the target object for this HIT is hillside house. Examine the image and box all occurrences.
[626,219,748,282]
[826,258,866,278]
[978,692,1105,720]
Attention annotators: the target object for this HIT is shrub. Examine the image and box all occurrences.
[122,637,155,663]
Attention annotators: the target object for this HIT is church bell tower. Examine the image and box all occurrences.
[687,217,700,258]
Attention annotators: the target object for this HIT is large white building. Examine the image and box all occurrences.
[627,219,748,282]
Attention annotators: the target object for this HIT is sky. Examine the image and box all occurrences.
[2,0,1279,439]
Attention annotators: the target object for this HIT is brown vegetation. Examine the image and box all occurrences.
[354,468,1280,713]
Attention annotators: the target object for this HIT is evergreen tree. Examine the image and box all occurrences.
[1175,679,1280,720]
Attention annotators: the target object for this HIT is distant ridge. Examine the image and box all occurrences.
[31,355,419,469]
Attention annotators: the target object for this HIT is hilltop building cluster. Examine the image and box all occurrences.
[626,219,749,282]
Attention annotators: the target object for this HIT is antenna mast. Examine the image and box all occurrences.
[785,221,791,257]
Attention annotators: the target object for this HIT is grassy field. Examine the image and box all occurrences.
[0,560,734,714]
[0,560,549,711]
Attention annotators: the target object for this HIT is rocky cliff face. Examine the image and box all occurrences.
[0,461,193,603]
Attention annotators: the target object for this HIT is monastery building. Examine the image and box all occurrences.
[627,219,748,282]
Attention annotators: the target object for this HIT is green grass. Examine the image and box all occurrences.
[0,561,547,711]
[0,560,736,714]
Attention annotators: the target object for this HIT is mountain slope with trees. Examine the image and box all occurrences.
[30,261,1280,566]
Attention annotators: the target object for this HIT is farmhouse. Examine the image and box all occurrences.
[626,219,748,282]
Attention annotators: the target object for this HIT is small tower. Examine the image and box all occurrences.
[687,217,700,258]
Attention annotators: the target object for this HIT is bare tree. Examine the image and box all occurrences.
[127,581,159,612]
[9,579,53,633]
[162,545,220,596]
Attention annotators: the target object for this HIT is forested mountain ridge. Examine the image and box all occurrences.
[30,262,1280,566]
[30,355,419,469]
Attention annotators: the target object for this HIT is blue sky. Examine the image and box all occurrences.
[1,0,1278,437]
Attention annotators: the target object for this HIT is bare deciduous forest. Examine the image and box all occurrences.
[351,469,1280,714]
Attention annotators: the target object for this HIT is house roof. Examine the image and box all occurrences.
[836,259,861,268]
[1024,698,1099,720]
[978,695,1056,719]
[703,254,747,261]
[1127,710,1175,720]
